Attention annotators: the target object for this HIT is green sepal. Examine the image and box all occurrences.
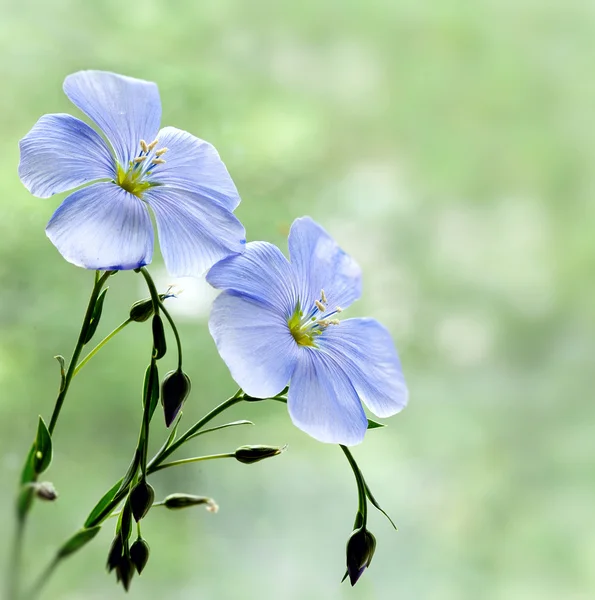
[83,287,108,345]
[151,314,167,360]
[33,416,52,475]
[367,419,386,429]
[364,481,397,530]
[54,355,66,392]
[84,478,123,528]
[57,526,102,559]
[142,362,160,423]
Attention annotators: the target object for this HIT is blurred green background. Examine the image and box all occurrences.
[1,0,595,598]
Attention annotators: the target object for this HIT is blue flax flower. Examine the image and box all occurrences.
[19,70,245,275]
[207,217,408,445]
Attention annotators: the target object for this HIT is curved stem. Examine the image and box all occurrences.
[148,453,235,474]
[340,445,368,526]
[49,270,113,434]
[158,301,183,370]
[73,319,132,376]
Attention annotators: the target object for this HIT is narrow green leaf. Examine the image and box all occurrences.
[20,443,37,485]
[187,420,254,442]
[364,481,397,530]
[119,450,141,495]
[367,419,386,430]
[54,355,66,392]
[83,287,109,344]
[164,413,182,449]
[84,478,123,528]
[57,526,101,559]
[152,314,167,360]
[33,416,52,475]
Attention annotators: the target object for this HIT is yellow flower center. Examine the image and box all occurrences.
[115,138,168,198]
[288,290,342,347]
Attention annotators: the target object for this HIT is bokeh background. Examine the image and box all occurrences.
[1,0,594,598]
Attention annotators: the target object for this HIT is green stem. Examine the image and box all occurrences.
[73,319,132,376]
[147,390,244,471]
[23,556,59,600]
[149,453,235,474]
[49,270,113,434]
[139,267,183,369]
[6,518,24,600]
[340,445,368,526]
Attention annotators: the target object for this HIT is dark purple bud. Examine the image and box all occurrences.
[152,314,167,359]
[234,444,286,465]
[106,536,123,573]
[345,527,376,586]
[161,369,191,427]
[130,480,155,522]
[129,537,150,574]
[115,555,134,591]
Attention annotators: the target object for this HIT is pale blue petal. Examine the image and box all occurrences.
[63,71,161,166]
[144,186,245,277]
[207,241,298,315]
[209,292,298,398]
[18,114,115,198]
[318,318,408,418]
[288,348,368,445]
[147,127,240,211]
[288,216,362,316]
[46,182,153,270]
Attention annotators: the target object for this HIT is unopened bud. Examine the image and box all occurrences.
[130,480,155,522]
[115,555,134,591]
[32,481,58,501]
[129,537,150,574]
[344,527,376,586]
[129,294,170,323]
[161,369,191,427]
[234,444,286,465]
[106,536,123,573]
[163,493,217,512]
[152,314,167,359]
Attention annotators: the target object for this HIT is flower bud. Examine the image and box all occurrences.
[234,444,286,465]
[163,493,218,512]
[129,537,150,574]
[115,555,134,591]
[130,480,155,522]
[129,294,169,323]
[152,314,167,359]
[344,527,376,586]
[161,369,191,427]
[32,481,58,501]
[106,536,124,573]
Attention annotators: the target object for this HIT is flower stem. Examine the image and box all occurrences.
[5,518,25,600]
[340,445,368,526]
[23,557,59,600]
[149,453,235,474]
[73,318,132,376]
[48,270,113,434]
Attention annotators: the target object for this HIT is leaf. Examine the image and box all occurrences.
[54,355,66,392]
[57,526,101,559]
[186,420,254,442]
[152,314,167,360]
[83,287,108,344]
[84,478,123,528]
[367,419,386,430]
[164,413,182,449]
[364,481,397,530]
[20,443,37,485]
[142,361,160,423]
[33,416,52,475]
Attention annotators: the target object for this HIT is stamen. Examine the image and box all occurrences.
[147,138,159,151]
[133,156,148,163]
[315,300,326,312]
[155,147,168,157]
[320,289,327,303]
[335,306,343,313]
[151,158,166,165]
[140,139,149,153]
[328,319,340,325]
[316,319,330,327]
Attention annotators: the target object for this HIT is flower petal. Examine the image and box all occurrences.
[206,241,298,315]
[147,127,241,211]
[318,318,408,418]
[18,114,115,198]
[144,186,245,277]
[63,71,161,165]
[288,347,368,445]
[209,292,298,397]
[46,182,153,270]
[288,217,362,315]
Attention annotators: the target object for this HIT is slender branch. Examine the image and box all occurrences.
[23,557,58,600]
[340,445,368,525]
[74,318,132,376]
[148,453,235,474]
[6,518,24,600]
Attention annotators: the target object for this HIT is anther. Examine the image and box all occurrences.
[140,140,149,153]
[133,156,148,163]
[155,147,168,157]
[320,289,327,303]
[316,319,330,327]
[315,300,326,312]
[335,306,343,313]
[329,319,341,325]
[147,139,159,151]
[151,158,166,165]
